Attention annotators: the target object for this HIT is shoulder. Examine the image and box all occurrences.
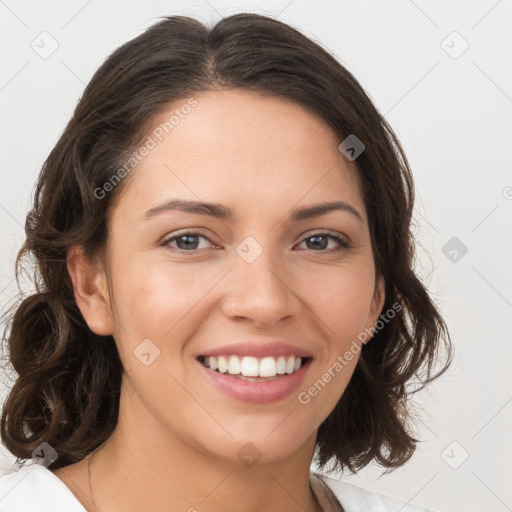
[0,463,86,512]
[311,471,437,512]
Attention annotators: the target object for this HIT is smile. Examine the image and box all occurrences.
[196,355,313,403]
[197,354,310,379]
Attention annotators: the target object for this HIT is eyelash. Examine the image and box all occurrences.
[161,231,350,254]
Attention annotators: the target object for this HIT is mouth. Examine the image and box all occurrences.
[194,341,314,403]
[196,354,313,403]
[197,354,312,382]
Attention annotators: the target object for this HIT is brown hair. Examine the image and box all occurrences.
[0,13,452,473]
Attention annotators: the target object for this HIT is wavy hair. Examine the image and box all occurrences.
[0,13,452,472]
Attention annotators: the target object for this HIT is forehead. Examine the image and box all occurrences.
[111,89,366,224]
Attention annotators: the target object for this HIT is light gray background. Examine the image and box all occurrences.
[1,1,511,511]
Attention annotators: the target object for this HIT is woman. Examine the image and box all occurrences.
[0,13,451,512]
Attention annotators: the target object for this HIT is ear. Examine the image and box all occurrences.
[67,246,114,336]
[362,275,386,344]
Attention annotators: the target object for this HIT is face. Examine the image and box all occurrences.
[72,89,384,467]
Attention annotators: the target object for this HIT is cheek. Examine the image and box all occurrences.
[108,255,226,375]
[298,271,372,417]
[111,256,208,330]
[305,262,376,338]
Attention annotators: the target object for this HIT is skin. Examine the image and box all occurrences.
[53,89,385,512]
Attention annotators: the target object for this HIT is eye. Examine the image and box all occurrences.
[296,232,350,253]
[161,230,350,254]
[162,231,214,252]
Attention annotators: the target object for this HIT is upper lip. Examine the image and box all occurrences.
[197,341,313,359]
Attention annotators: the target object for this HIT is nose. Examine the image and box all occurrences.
[221,242,301,328]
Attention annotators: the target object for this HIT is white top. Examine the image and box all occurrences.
[0,463,436,512]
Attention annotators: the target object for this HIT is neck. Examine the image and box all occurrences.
[86,376,322,512]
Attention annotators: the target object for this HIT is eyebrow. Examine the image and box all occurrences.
[143,199,363,223]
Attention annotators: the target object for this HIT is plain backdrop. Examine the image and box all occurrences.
[1,1,511,511]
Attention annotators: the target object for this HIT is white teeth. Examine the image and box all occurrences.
[240,356,259,377]
[228,355,241,375]
[276,356,287,374]
[259,357,277,377]
[218,356,228,373]
[200,355,306,377]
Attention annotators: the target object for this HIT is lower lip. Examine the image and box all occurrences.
[196,358,312,404]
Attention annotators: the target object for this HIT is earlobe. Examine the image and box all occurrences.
[67,246,114,336]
